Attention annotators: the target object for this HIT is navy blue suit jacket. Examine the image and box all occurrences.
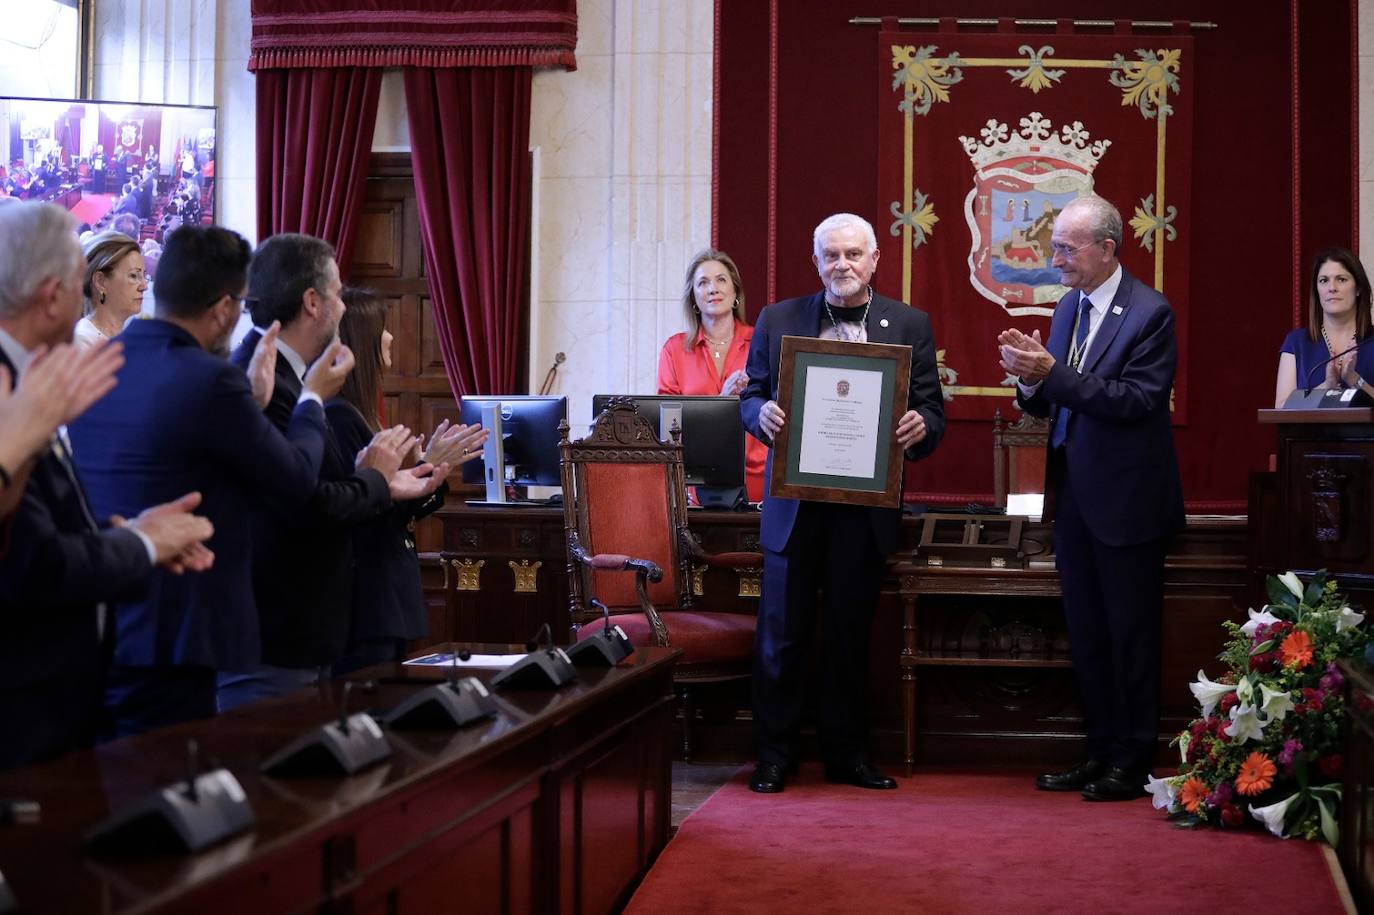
[740,292,945,555]
[1018,268,1184,546]
[68,319,328,670]
[0,350,150,692]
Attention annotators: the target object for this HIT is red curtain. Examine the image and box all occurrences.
[255,67,382,273]
[404,67,531,396]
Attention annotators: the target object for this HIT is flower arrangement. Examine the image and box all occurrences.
[1148,571,1371,844]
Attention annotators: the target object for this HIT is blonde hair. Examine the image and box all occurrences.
[81,230,141,315]
[680,248,747,353]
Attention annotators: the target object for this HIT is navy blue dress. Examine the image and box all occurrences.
[1281,327,1374,390]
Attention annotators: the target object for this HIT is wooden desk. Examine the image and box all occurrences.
[0,646,678,914]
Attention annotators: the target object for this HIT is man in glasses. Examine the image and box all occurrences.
[997,194,1183,801]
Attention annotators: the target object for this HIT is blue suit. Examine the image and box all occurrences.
[1018,267,1184,770]
[741,291,945,767]
[68,319,327,732]
[0,348,151,768]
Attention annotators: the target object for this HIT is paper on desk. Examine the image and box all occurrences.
[404,652,521,668]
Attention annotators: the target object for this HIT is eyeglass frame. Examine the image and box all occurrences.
[1048,238,1107,260]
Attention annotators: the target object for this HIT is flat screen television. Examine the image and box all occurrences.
[0,96,216,250]
[590,394,746,507]
[459,395,568,502]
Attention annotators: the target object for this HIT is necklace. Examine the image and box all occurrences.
[702,327,733,358]
[824,286,872,343]
[1322,323,1357,357]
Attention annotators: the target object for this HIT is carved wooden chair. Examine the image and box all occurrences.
[992,408,1050,508]
[560,398,761,758]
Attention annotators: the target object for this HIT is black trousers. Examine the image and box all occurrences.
[0,667,105,771]
[1053,457,1166,771]
[752,500,887,769]
[104,664,218,738]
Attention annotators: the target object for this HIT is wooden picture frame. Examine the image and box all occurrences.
[769,335,912,508]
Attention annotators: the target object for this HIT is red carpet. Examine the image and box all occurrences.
[69,193,114,226]
[628,765,1348,914]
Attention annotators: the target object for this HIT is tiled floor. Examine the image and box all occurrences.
[670,761,742,830]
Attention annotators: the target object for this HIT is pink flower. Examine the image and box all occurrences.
[1277,738,1303,771]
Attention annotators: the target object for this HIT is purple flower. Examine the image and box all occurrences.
[1206,781,1234,808]
[1278,738,1303,771]
[1323,662,1345,690]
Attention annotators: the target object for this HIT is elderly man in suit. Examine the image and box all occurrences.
[222,233,445,710]
[998,194,1184,801]
[0,202,214,766]
[741,212,946,793]
[68,224,357,736]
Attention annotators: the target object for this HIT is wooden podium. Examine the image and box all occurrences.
[1253,407,1374,587]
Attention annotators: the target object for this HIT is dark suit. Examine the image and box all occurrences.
[230,330,390,671]
[0,349,151,768]
[327,401,447,668]
[741,292,945,768]
[67,319,328,734]
[1017,267,1184,771]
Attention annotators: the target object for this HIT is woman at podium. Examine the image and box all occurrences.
[657,248,765,502]
[1275,247,1374,407]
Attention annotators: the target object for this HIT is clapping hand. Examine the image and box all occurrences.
[420,419,488,468]
[997,328,1053,383]
[721,369,749,396]
[246,321,281,409]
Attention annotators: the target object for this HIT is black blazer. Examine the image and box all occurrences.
[327,401,447,644]
[231,330,391,667]
[0,348,150,761]
[739,291,946,555]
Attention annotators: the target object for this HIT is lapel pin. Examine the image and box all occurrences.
[1112,305,1123,315]
[880,318,889,327]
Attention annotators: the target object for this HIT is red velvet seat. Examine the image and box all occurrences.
[561,399,761,756]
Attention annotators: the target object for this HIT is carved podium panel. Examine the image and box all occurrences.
[1255,408,1374,586]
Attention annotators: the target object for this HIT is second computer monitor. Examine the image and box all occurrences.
[589,394,746,490]
[458,395,567,488]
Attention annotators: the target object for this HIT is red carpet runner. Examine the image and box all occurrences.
[628,765,1348,914]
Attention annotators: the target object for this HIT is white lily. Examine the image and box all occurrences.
[1259,683,1294,722]
[1277,571,1305,600]
[1144,774,1179,811]
[1240,606,1282,638]
[1237,675,1256,707]
[1249,793,1297,838]
[1335,605,1366,633]
[1225,702,1266,743]
[1189,669,1237,718]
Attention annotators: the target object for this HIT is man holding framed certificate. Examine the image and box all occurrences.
[740,213,945,794]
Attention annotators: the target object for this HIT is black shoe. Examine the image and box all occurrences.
[1081,767,1150,802]
[749,762,785,794]
[1035,759,1108,792]
[824,761,897,790]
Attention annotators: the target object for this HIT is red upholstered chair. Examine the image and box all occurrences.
[560,399,760,758]
[992,408,1049,507]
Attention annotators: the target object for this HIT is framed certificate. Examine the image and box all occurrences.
[769,335,913,508]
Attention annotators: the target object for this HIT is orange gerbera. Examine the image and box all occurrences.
[1279,629,1314,669]
[1235,751,1278,796]
[1179,776,1209,813]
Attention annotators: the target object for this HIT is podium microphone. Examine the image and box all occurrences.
[1285,336,1374,408]
[1301,337,1373,395]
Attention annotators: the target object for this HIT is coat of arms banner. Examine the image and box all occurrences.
[876,27,1193,423]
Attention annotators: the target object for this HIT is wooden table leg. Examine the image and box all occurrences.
[901,585,918,777]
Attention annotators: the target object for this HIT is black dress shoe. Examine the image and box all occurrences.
[1035,759,1108,792]
[749,763,785,794]
[824,761,897,790]
[1081,767,1150,802]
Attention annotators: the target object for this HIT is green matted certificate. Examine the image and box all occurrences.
[769,336,913,509]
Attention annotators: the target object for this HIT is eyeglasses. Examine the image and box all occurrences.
[1048,240,1100,259]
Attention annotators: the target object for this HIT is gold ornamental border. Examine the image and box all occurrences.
[888,42,1182,399]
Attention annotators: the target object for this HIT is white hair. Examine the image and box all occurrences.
[1061,195,1123,249]
[0,202,79,319]
[812,213,878,258]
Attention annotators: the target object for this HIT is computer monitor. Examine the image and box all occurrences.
[459,396,567,502]
[590,395,746,506]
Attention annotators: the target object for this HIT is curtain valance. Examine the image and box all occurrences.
[249,0,577,71]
